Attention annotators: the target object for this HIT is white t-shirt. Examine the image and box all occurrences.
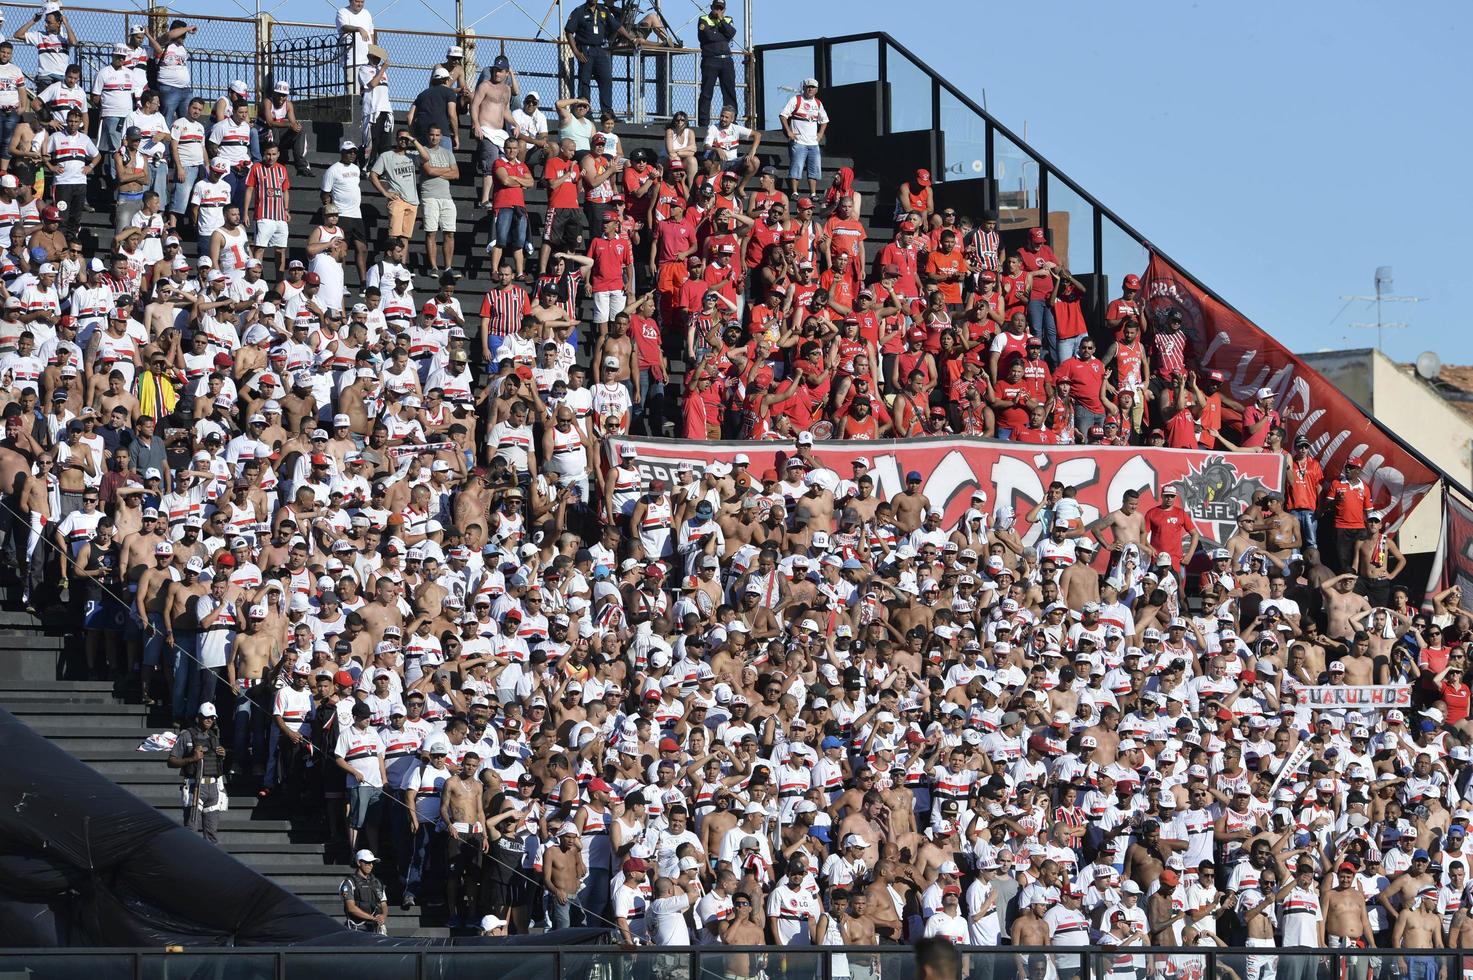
[157,42,191,87]
[336,6,375,67]
[0,64,26,110]
[780,96,828,145]
[321,161,363,218]
[703,122,752,161]
[358,63,390,116]
[648,893,691,945]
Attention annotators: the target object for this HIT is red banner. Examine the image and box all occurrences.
[1140,254,1437,529]
[608,436,1283,549]
[1427,490,1473,613]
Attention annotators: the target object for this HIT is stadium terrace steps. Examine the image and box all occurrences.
[0,642,443,937]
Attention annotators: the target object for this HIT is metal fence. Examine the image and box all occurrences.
[0,4,750,123]
[0,945,1455,980]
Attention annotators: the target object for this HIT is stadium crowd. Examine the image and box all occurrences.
[0,0,1470,963]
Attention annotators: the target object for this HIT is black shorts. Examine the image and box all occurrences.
[545,206,587,251]
[338,215,368,245]
[484,844,527,908]
[477,137,504,177]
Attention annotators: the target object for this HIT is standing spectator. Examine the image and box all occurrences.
[91,44,138,181]
[18,5,77,90]
[417,125,459,277]
[243,144,291,278]
[321,140,369,282]
[42,108,97,235]
[1145,485,1200,579]
[258,82,312,176]
[1324,456,1372,572]
[0,42,27,175]
[358,47,392,161]
[564,0,638,119]
[696,0,737,128]
[779,78,827,199]
[145,20,197,124]
[407,67,458,150]
[113,127,150,233]
[588,210,633,337]
[368,128,420,251]
[1285,435,1324,551]
[37,63,87,132]
[539,138,584,274]
[478,262,530,362]
[490,137,533,280]
[337,0,376,73]
[168,98,207,230]
[470,57,516,209]
[1054,337,1114,437]
[126,89,171,205]
[1015,227,1059,361]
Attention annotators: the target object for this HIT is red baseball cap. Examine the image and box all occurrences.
[1123,274,1141,290]
[914,168,931,186]
[1029,227,1047,243]
[1346,456,1364,467]
[796,196,813,209]
[588,777,613,793]
[304,272,321,285]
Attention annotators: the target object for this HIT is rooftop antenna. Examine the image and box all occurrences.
[1343,266,1426,353]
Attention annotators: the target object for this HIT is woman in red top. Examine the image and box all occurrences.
[1438,661,1470,726]
[1000,254,1029,322]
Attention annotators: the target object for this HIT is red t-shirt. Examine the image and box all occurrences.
[543,157,581,209]
[1442,680,1471,725]
[654,220,696,265]
[1015,244,1058,302]
[992,381,1031,432]
[587,235,633,293]
[926,249,965,305]
[632,315,664,380]
[1055,356,1107,413]
[1146,504,1197,558]
[1326,478,1371,529]
[492,159,530,209]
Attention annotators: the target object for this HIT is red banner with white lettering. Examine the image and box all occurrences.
[608,435,1283,549]
[1140,254,1437,529]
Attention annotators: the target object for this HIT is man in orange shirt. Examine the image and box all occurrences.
[925,229,966,310]
[1285,435,1324,551]
[822,196,865,284]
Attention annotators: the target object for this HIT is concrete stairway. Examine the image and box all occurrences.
[0,623,435,937]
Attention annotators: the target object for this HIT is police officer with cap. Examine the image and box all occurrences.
[168,701,226,843]
[696,0,737,128]
[341,848,389,933]
[563,0,640,118]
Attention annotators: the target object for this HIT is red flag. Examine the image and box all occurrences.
[1141,253,1436,529]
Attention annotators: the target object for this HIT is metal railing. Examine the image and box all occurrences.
[751,31,1469,506]
[0,3,749,122]
[0,945,1456,980]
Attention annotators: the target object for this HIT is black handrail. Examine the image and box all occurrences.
[753,31,1472,508]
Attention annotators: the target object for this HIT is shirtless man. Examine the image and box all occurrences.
[1089,488,1152,568]
[1322,573,1372,642]
[1323,860,1378,948]
[719,892,766,967]
[470,57,516,209]
[1263,495,1303,563]
[542,824,586,927]
[838,890,880,980]
[892,471,930,535]
[1354,513,1405,609]
[134,542,178,705]
[1393,888,1445,980]
[1123,819,1176,892]
[355,577,406,649]
[16,454,51,607]
[231,605,280,696]
[441,750,488,928]
[1010,889,1051,976]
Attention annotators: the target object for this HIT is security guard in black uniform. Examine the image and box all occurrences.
[564,0,640,119]
[696,0,737,128]
[341,849,389,933]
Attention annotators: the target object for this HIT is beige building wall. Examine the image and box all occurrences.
[1300,348,1473,553]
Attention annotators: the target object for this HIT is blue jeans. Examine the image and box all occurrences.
[1027,299,1058,363]
[547,895,572,930]
[1292,508,1319,551]
[1074,405,1106,439]
[0,109,18,162]
[788,141,821,181]
[98,116,127,155]
[1056,333,1084,366]
[170,163,203,215]
[492,206,528,251]
[168,631,198,721]
[404,823,445,901]
[158,84,192,125]
[146,159,169,201]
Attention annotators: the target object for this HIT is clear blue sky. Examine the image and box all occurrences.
[189,0,1471,363]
